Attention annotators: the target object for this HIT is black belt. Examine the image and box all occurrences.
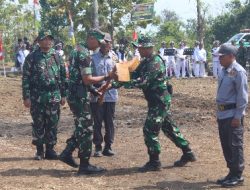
[217,103,236,111]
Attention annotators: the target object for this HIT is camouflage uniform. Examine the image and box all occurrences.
[22,31,66,147]
[236,45,247,69]
[64,43,93,160]
[113,35,195,168]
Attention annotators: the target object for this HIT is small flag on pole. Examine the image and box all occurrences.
[33,0,39,5]
[68,10,76,46]
[0,33,6,77]
[0,36,4,61]
[132,31,138,41]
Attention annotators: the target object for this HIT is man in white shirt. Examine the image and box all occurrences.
[192,41,199,76]
[167,41,177,77]
[18,44,30,71]
[212,40,221,78]
[159,41,168,75]
[176,42,186,78]
[194,43,207,77]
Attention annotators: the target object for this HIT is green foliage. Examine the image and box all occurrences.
[210,0,250,43]
[0,1,36,62]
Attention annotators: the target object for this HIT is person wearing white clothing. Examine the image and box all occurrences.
[17,44,30,71]
[167,41,177,77]
[212,40,221,78]
[192,41,200,77]
[176,42,186,78]
[159,41,168,76]
[194,43,207,77]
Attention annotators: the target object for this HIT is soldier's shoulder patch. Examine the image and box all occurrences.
[228,68,237,77]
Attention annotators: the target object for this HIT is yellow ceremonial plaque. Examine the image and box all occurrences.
[115,62,130,82]
[128,56,140,72]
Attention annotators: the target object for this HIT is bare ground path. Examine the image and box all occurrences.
[0,77,250,190]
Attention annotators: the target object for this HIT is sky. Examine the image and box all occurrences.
[154,0,244,21]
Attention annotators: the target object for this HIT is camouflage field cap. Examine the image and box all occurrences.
[38,30,54,41]
[88,28,105,42]
[131,40,138,47]
[137,35,154,48]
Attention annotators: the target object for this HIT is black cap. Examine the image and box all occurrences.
[218,44,238,56]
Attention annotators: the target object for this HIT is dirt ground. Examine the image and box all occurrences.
[0,76,250,190]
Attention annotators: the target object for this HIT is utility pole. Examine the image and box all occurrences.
[93,0,99,28]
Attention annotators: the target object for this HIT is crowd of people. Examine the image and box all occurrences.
[157,39,249,80]
[21,28,248,188]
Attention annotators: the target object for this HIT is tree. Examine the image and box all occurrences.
[210,0,250,43]
[0,0,35,62]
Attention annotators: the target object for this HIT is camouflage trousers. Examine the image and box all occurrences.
[65,96,93,161]
[144,105,189,156]
[30,102,60,146]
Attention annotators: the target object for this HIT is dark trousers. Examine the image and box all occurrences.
[217,117,244,176]
[90,102,115,148]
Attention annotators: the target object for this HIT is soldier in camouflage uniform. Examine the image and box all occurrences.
[112,35,196,171]
[22,30,66,160]
[236,40,248,70]
[59,29,116,175]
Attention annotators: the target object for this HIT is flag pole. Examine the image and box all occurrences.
[0,31,5,77]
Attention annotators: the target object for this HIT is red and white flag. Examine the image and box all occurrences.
[132,31,138,41]
[0,34,4,61]
[33,0,39,5]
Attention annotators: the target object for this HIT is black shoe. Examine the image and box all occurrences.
[102,148,115,156]
[34,153,44,160]
[221,176,244,187]
[45,149,58,160]
[93,145,103,157]
[34,145,44,160]
[59,152,78,168]
[216,172,233,185]
[174,151,196,167]
[138,161,161,172]
[77,164,106,175]
[93,150,103,157]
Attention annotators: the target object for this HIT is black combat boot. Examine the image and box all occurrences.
[59,145,78,168]
[102,145,115,156]
[34,144,44,160]
[174,146,196,167]
[77,159,106,175]
[45,144,58,160]
[138,154,162,172]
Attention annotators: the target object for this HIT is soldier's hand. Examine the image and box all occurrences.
[231,118,241,127]
[60,97,66,106]
[108,70,118,81]
[23,99,31,108]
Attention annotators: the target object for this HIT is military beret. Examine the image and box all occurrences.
[218,44,238,56]
[88,28,105,42]
[138,35,154,48]
[38,30,54,41]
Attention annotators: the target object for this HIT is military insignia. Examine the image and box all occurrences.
[228,68,237,77]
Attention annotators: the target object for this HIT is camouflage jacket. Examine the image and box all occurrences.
[67,43,92,99]
[236,46,247,63]
[22,48,66,103]
[113,54,171,107]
